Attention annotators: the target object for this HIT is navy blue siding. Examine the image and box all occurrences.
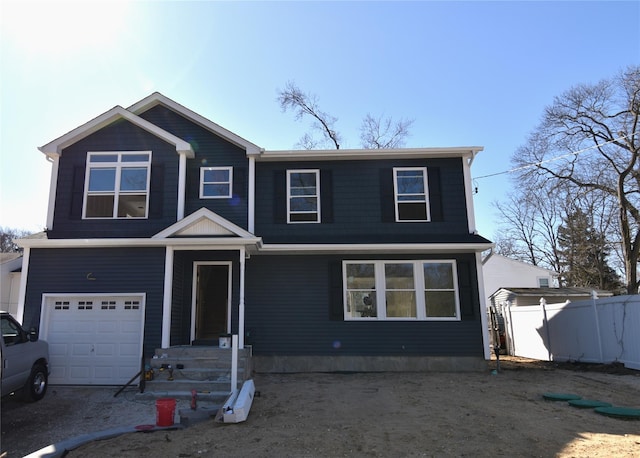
[138,105,249,229]
[23,248,166,357]
[254,158,471,244]
[245,254,483,357]
[50,120,179,238]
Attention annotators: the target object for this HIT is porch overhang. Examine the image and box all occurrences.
[257,242,494,255]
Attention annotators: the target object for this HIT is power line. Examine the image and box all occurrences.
[473,132,638,181]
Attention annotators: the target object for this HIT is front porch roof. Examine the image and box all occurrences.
[152,208,262,251]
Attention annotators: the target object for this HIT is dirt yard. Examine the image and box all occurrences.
[59,357,640,458]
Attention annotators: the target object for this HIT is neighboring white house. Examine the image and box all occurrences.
[0,253,22,318]
[482,252,558,309]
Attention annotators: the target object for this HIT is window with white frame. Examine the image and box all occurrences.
[393,167,430,222]
[287,169,320,223]
[200,167,233,198]
[84,152,151,219]
[537,277,550,288]
[343,260,460,320]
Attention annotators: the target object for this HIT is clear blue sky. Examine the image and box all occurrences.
[1,1,638,238]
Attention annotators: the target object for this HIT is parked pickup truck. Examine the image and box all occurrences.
[1,311,49,401]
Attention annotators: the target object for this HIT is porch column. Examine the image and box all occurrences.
[161,246,174,348]
[239,247,246,349]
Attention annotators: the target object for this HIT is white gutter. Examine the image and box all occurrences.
[258,242,493,254]
[16,238,262,249]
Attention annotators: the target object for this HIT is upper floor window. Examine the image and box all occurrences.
[200,167,233,199]
[343,260,460,320]
[84,152,151,219]
[287,169,320,223]
[393,167,430,222]
[538,277,550,288]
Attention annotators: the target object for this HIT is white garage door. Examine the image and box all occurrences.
[43,295,144,385]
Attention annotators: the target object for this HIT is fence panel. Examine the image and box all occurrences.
[503,294,640,370]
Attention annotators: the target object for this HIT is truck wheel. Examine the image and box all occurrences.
[23,364,48,402]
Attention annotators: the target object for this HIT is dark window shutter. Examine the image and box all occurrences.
[320,170,333,223]
[274,170,286,224]
[69,166,85,219]
[427,167,443,222]
[379,168,394,222]
[149,164,164,218]
[188,166,199,199]
[329,260,344,321]
[457,260,475,320]
[233,167,246,200]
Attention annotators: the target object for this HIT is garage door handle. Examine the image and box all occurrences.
[91,345,95,353]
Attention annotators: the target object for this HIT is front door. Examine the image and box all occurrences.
[193,262,231,342]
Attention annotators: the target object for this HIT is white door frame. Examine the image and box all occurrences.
[190,261,232,342]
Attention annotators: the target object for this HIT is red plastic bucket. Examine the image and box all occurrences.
[156,398,176,426]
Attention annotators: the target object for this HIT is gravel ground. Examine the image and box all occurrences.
[1,386,207,458]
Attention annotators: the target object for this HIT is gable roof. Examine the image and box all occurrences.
[152,208,258,241]
[128,92,262,155]
[39,105,194,158]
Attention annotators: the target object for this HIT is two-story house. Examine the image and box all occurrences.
[16,93,493,385]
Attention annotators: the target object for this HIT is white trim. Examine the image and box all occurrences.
[476,251,491,360]
[83,151,152,219]
[153,208,257,240]
[199,166,233,199]
[16,248,30,323]
[286,169,321,224]
[393,167,430,222]
[257,146,484,162]
[127,92,262,155]
[178,153,187,220]
[39,106,193,158]
[239,247,246,349]
[191,261,232,342]
[342,259,461,321]
[463,155,477,233]
[46,155,59,230]
[259,242,493,254]
[248,156,256,233]
[162,247,174,348]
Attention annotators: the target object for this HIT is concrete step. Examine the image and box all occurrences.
[143,378,238,395]
[149,368,245,384]
[154,346,252,358]
[149,357,249,370]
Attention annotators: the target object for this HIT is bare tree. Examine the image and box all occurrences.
[511,65,640,293]
[359,114,414,149]
[277,81,414,149]
[277,81,341,149]
[0,227,32,253]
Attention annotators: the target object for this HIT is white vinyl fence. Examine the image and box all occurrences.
[500,294,640,370]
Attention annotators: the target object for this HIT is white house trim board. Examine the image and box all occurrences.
[259,242,493,254]
[46,155,59,230]
[256,147,483,162]
[127,92,262,155]
[39,106,194,158]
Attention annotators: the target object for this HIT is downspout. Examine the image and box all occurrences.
[45,153,60,230]
[475,251,491,360]
[238,247,246,349]
[161,246,174,348]
[16,247,30,323]
[463,151,479,234]
[248,156,256,234]
[177,153,187,220]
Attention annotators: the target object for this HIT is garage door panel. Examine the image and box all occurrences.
[45,295,144,385]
